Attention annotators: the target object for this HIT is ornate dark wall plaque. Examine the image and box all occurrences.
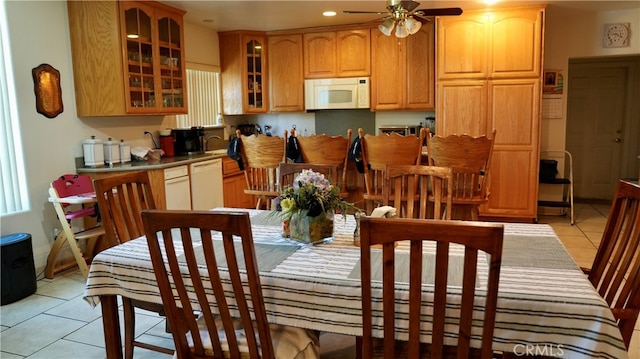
[32,64,63,118]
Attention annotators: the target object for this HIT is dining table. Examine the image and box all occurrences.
[84,208,628,359]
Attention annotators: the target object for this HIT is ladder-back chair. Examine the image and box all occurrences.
[358,217,504,358]
[93,171,173,359]
[278,163,339,190]
[383,165,453,220]
[583,179,640,349]
[295,129,352,199]
[359,127,426,214]
[426,130,496,220]
[238,129,287,210]
[142,209,320,358]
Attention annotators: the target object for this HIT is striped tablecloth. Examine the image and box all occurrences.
[84,209,628,359]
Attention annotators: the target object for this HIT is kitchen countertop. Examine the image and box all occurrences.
[77,150,228,173]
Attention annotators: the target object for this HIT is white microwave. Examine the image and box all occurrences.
[379,125,422,137]
[304,77,370,110]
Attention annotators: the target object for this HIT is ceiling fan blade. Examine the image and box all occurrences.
[412,15,433,24]
[414,7,463,17]
[400,1,420,12]
[343,10,388,15]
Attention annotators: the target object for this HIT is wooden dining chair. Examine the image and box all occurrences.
[93,171,173,359]
[583,179,640,349]
[426,130,496,220]
[278,162,338,190]
[141,209,320,359]
[359,127,426,214]
[45,174,104,279]
[358,217,504,359]
[295,129,352,199]
[383,165,453,220]
[238,129,287,210]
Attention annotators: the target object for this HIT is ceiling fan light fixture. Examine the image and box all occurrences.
[378,18,395,36]
[405,16,422,34]
[395,20,409,38]
[348,2,463,38]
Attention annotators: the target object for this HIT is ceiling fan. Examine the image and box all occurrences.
[344,0,463,38]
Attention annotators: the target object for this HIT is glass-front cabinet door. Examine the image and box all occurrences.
[157,16,184,110]
[245,37,266,112]
[121,2,186,114]
[124,5,154,111]
[219,31,268,115]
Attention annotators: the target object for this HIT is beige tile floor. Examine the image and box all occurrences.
[1,203,638,358]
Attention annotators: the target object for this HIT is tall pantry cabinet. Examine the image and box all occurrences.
[436,6,545,221]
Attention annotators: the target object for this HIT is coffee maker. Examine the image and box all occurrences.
[172,126,205,155]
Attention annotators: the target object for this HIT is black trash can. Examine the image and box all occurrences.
[1,233,37,305]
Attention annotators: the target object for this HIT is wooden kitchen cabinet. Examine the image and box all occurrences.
[67,0,187,117]
[303,29,370,78]
[371,23,435,110]
[219,31,268,114]
[268,34,304,112]
[485,78,541,218]
[436,80,489,136]
[222,157,254,208]
[437,7,543,80]
[438,78,542,218]
[436,6,545,222]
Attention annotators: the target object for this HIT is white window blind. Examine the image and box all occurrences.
[176,68,222,128]
[0,0,29,215]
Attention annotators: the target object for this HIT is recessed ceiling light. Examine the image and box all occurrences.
[323,11,337,17]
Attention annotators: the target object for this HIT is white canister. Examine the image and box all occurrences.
[119,139,131,163]
[103,138,120,165]
[82,136,104,167]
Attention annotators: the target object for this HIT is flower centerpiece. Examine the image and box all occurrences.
[275,169,356,244]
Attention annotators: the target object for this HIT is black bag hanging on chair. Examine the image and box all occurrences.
[286,136,302,163]
[349,137,364,173]
[227,137,244,170]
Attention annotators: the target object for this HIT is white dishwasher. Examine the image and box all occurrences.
[164,165,192,210]
[190,158,224,210]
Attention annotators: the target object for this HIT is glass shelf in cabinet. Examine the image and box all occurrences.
[158,41,180,49]
[161,88,183,95]
[128,60,153,69]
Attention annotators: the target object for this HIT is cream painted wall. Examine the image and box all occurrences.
[2,0,88,270]
[542,6,640,152]
[539,5,639,206]
[184,22,220,69]
[0,1,221,271]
